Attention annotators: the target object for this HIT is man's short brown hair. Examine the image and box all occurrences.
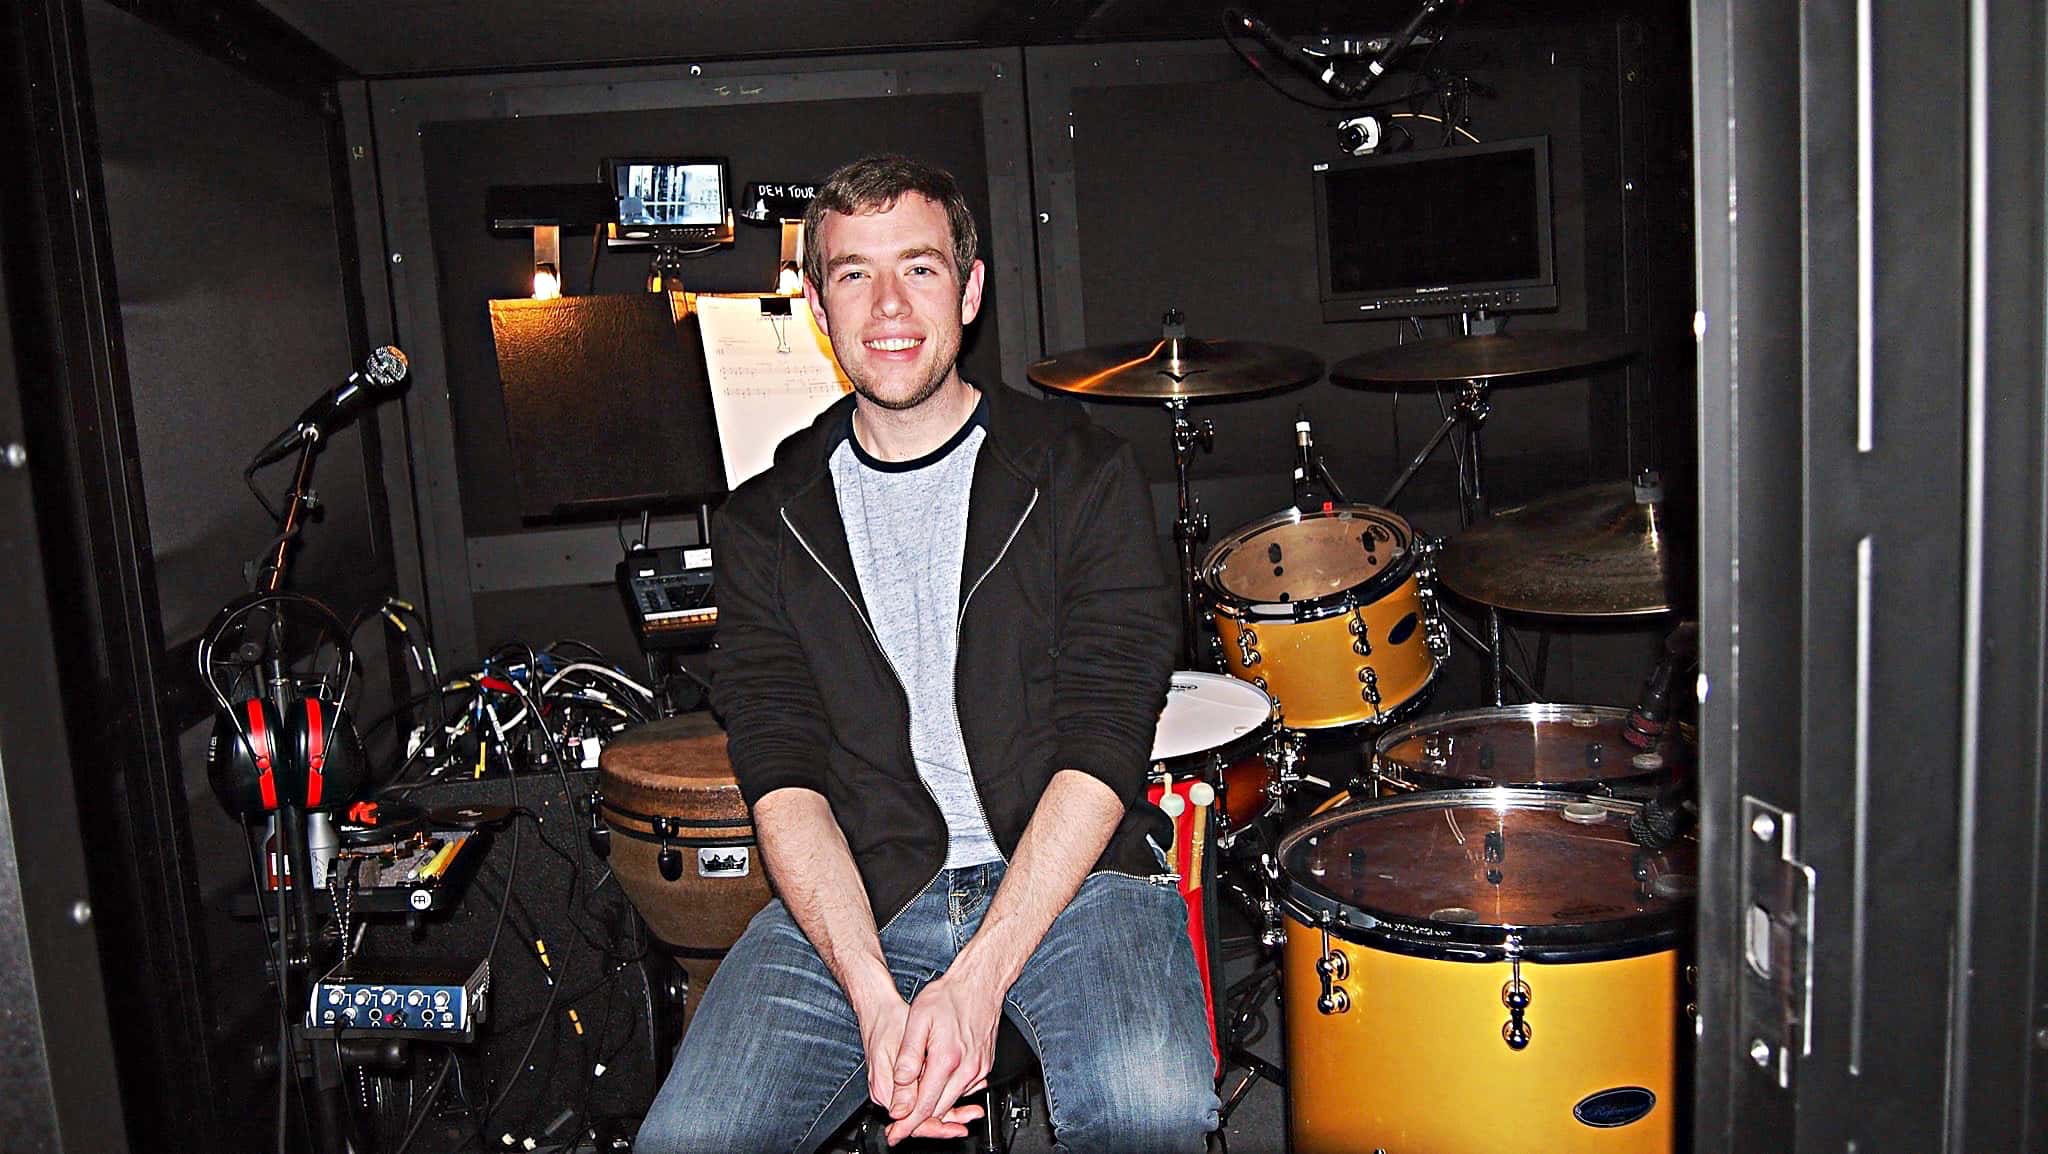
[801,154,979,294]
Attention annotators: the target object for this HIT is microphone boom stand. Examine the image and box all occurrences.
[255,431,355,1154]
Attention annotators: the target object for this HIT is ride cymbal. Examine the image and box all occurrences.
[1029,337,1323,401]
[1331,330,1635,386]
[1437,481,1674,617]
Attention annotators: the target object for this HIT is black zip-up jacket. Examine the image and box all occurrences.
[706,384,1178,929]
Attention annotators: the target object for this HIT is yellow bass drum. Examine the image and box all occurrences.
[1278,788,1696,1154]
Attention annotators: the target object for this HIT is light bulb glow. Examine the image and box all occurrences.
[531,264,561,300]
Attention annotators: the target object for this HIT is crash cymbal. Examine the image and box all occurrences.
[1029,337,1323,401]
[1330,330,1635,386]
[1437,481,1674,617]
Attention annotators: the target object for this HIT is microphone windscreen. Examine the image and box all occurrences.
[366,346,410,387]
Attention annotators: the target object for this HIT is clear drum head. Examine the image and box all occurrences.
[1373,704,1689,792]
[1278,788,1697,961]
[1204,505,1414,613]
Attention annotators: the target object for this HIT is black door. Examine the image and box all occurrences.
[1692,0,2048,1149]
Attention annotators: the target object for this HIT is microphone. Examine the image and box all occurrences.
[1229,10,1353,95]
[250,347,409,468]
[1628,774,1697,851]
[1230,3,1450,100]
[1292,410,1323,512]
[1364,0,1450,87]
[1624,620,1700,750]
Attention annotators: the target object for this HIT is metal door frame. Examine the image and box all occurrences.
[1691,0,2046,1147]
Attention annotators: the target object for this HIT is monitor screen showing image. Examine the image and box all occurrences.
[608,157,734,245]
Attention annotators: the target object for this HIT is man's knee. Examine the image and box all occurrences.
[1052,1059,1218,1152]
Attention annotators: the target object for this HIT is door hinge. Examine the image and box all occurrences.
[1739,796,1815,1089]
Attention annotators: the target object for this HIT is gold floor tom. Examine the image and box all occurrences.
[1278,788,1695,1154]
[1203,505,1442,730]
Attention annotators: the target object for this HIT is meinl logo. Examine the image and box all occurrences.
[698,848,751,878]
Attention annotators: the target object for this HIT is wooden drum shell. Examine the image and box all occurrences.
[597,722,772,1020]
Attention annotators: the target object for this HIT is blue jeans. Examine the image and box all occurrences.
[636,862,1219,1153]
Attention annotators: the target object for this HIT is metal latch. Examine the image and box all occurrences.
[1739,797,1815,1089]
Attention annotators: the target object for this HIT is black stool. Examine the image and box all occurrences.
[852,1017,1039,1153]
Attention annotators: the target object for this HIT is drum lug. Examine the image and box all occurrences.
[1315,919,1352,1015]
[1258,854,1287,949]
[1237,626,1262,667]
[1347,606,1372,656]
[656,817,683,882]
[1260,901,1287,950]
[586,790,611,860]
[1500,940,1532,1050]
[1357,666,1383,711]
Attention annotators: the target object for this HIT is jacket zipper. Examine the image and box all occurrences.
[950,488,1039,869]
[781,507,948,934]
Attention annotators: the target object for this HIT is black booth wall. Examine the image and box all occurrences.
[379,28,1682,709]
[79,3,400,1147]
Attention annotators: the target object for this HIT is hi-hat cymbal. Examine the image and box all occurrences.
[1029,337,1323,401]
[1331,330,1635,386]
[1437,481,1674,617]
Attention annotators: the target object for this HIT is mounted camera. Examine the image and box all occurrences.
[1337,115,1382,156]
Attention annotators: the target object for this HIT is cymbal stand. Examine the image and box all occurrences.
[1167,397,1215,669]
[1379,377,1524,705]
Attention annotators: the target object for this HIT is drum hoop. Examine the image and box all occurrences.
[598,828,761,852]
[1275,787,1693,959]
[1370,703,1635,754]
[1385,768,1639,793]
[1200,506,1420,621]
[1278,890,1685,963]
[596,796,753,830]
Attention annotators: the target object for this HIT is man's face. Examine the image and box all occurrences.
[805,193,985,412]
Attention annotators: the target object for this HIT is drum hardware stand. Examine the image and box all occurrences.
[1166,394,1216,669]
[1416,534,1543,705]
[1377,376,1525,704]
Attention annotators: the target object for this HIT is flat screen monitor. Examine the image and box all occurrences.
[1312,136,1558,321]
[606,157,736,248]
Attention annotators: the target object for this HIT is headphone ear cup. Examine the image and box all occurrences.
[207,698,290,818]
[285,698,367,810]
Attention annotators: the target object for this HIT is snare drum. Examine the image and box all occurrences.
[1150,671,1279,829]
[1203,505,1441,730]
[1373,704,1688,795]
[1278,789,1694,1154]
[596,721,772,1022]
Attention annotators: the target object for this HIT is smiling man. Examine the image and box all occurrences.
[635,155,1217,1153]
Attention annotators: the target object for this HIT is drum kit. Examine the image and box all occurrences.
[582,317,1697,1152]
[1030,317,1699,1153]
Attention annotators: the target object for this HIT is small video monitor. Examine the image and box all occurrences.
[606,157,736,248]
[1312,136,1559,321]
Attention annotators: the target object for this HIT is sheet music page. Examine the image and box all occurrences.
[696,294,851,488]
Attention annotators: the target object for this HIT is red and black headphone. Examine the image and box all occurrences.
[199,593,367,818]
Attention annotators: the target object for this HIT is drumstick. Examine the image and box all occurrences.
[1155,767,1183,876]
[1186,782,1214,895]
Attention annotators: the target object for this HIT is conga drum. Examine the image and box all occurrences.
[1277,789,1695,1154]
[1372,704,1689,796]
[596,721,772,1024]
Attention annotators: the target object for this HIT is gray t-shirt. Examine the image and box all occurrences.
[829,401,1001,869]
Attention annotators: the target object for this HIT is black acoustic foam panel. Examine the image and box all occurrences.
[490,294,727,521]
